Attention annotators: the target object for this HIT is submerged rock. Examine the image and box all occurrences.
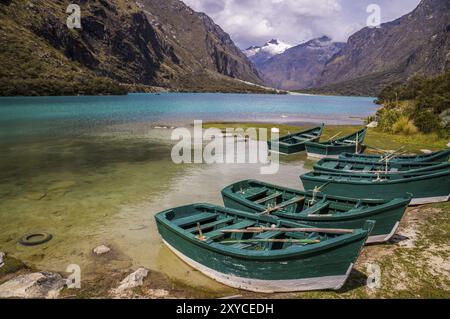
[0,254,27,276]
[0,252,4,268]
[47,181,76,192]
[93,245,111,255]
[0,272,65,299]
[24,192,47,201]
[111,267,149,296]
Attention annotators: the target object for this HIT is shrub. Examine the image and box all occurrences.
[376,108,400,133]
[392,116,418,135]
[411,109,442,134]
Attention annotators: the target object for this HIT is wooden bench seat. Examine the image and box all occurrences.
[230,231,282,249]
[185,217,234,233]
[204,220,256,241]
[173,212,218,228]
[254,192,282,204]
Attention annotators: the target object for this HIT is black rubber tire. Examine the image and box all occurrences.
[19,232,53,246]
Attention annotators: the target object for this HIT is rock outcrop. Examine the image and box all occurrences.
[312,0,450,95]
[0,272,66,299]
[0,0,262,95]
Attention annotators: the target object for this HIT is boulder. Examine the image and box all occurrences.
[93,245,111,255]
[0,272,65,299]
[111,267,149,296]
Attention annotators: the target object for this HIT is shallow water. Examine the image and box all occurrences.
[0,93,375,292]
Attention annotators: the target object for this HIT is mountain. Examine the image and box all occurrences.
[311,0,450,96]
[243,39,292,67]
[257,36,345,90]
[0,0,265,95]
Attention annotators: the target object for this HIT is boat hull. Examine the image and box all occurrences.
[300,171,450,205]
[155,211,369,293]
[305,143,367,159]
[313,159,450,175]
[269,137,319,155]
[162,239,353,293]
[339,149,450,163]
[268,125,324,155]
[222,187,408,243]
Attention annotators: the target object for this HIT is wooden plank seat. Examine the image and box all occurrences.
[301,201,329,217]
[292,136,306,141]
[185,217,234,233]
[173,212,218,228]
[244,188,268,200]
[363,165,373,171]
[343,164,352,171]
[254,191,282,204]
[230,231,283,249]
[302,133,317,139]
[204,220,256,241]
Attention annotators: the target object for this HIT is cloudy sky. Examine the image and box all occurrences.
[184,0,421,48]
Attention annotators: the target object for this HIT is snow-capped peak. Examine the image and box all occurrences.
[243,39,292,59]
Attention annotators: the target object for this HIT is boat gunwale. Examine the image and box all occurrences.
[300,168,450,185]
[338,149,450,162]
[313,158,450,175]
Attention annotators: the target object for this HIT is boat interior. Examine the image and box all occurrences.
[278,129,321,145]
[318,160,448,173]
[227,181,378,218]
[164,205,341,251]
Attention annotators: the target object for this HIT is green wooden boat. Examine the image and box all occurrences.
[268,124,324,154]
[300,169,450,205]
[155,203,374,293]
[339,149,450,163]
[304,128,367,159]
[314,158,450,175]
[221,180,410,244]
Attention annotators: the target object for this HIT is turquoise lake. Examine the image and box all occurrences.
[0,93,376,296]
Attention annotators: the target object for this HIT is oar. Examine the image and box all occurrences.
[378,146,405,162]
[222,227,354,235]
[327,132,342,142]
[257,196,305,215]
[220,239,321,244]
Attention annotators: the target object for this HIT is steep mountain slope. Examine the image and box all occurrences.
[312,0,450,96]
[257,36,345,90]
[0,0,263,95]
[243,39,292,67]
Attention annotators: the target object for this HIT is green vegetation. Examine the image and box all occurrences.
[375,71,450,136]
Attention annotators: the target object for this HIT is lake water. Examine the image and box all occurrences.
[0,93,376,295]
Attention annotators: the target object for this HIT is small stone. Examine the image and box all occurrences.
[0,252,5,268]
[147,288,169,298]
[366,121,378,128]
[111,267,149,296]
[93,245,111,255]
[0,272,65,299]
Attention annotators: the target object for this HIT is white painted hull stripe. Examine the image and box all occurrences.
[162,239,353,293]
[410,194,450,205]
[366,221,400,244]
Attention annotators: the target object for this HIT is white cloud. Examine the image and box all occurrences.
[183,0,421,48]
